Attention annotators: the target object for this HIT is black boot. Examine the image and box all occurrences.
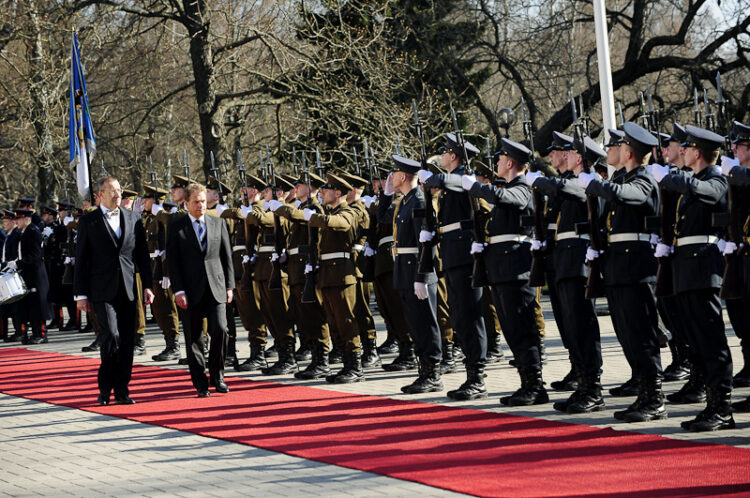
[731,395,750,413]
[377,335,399,355]
[133,334,147,356]
[81,335,101,352]
[152,336,180,361]
[667,364,706,404]
[550,365,579,392]
[295,345,331,380]
[329,345,343,365]
[326,351,365,384]
[382,342,417,372]
[261,338,298,375]
[500,367,549,406]
[684,388,735,432]
[401,359,443,394]
[663,339,690,382]
[609,376,639,397]
[485,334,504,364]
[361,338,382,368]
[565,375,606,413]
[236,342,267,371]
[440,342,457,374]
[295,340,312,361]
[621,378,667,422]
[225,337,239,368]
[264,344,278,359]
[733,349,750,387]
[447,365,488,400]
[29,324,48,345]
[538,335,547,364]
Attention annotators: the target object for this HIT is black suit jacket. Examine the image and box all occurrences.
[167,214,234,304]
[74,207,152,302]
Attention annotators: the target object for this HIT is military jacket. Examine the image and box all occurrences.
[660,165,727,292]
[308,202,359,288]
[586,165,659,285]
[1,227,21,263]
[348,198,368,278]
[245,201,289,282]
[373,195,398,277]
[275,198,323,287]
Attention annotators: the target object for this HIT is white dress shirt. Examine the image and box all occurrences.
[101,205,122,238]
[175,214,208,299]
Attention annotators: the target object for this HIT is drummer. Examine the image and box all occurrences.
[1,210,23,342]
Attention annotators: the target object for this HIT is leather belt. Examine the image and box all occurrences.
[392,247,419,257]
[547,223,557,230]
[352,244,364,252]
[257,246,275,253]
[675,235,719,247]
[608,233,650,243]
[149,251,160,259]
[320,252,350,261]
[288,247,300,256]
[487,234,530,245]
[556,231,589,241]
[438,222,463,234]
[232,245,246,252]
[379,236,394,247]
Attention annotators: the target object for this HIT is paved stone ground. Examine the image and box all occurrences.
[1,296,749,496]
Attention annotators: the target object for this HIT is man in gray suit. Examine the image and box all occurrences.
[167,183,235,397]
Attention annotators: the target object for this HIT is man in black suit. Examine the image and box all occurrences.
[167,182,234,397]
[74,176,154,405]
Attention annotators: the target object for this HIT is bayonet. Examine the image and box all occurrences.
[617,101,625,127]
[182,149,189,181]
[694,88,702,127]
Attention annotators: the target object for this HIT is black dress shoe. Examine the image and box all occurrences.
[197,389,210,397]
[82,340,100,352]
[212,381,229,393]
[97,394,110,406]
[114,396,136,405]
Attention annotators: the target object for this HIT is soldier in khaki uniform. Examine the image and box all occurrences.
[272,171,331,379]
[142,186,181,361]
[300,173,363,383]
[245,175,297,375]
[118,189,148,356]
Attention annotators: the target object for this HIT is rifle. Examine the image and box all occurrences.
[359,141,377,282]
[693,88,703,128]
[315,146,325,178]
[413,100,437,275]
[183,149,190,181]
[704,89,716,132]
[353,146,361,177]
[522,97,546,287]
[450,105,489,288]
[571,97,605,299]
[395,135,403,155]
[292,146,299,177]
[209,151,224,203]
[647,87,666,165]
[265,146,284,290]
[237,148,248,207]
[716,71,744,299]
[148,156,157,186]
[100,159,106,177]
[617,101,625,127]
[301,152,318,303]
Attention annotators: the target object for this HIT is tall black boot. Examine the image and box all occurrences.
[225,336,238,368]
[152,336,180,361]
[382,341,417,372]
[236,341,267,371]
[261,338,298,375]
[377,334,399,355]
[447,365,487,400]
[485,334,504,363]
[361,337,381,368]
[667,364,706,404]
[565,375,605,413]
[733,347,750,388]
[684,388,735,432]
[401,358,443,394]
[551,362,579,392]
[663,339,690,382]
[295,344,331,380]
[440,341,457,374]
[621,377,667,422]
[501,367,549,406]
[295,336,312,361]
[326,351,365,384]
[609,376,639,397]
[133,333,147,355]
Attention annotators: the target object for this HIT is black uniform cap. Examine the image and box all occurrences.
[14,209,33,219]
[547,131,574,151]
[17,197,35,206]
[56,201,76,210]
[652,132,671,148]
[41,205,58,216]
[163,201,176,210]
[668,123,687,144]
[441,133,480,159]
[572,135,607,164]
[732,121,750,144]
[499,138,531,164]
[682,125,724,151]
[621,122,659,155]
[391,154,422,175]
[605,129,625,147]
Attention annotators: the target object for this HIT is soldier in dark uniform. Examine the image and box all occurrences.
[120,189,148,356]
[421,134,489,400]
[579,123,665,421]
[40,205,67,330]
[528,135,604,414]
[718,120,750,412]
[273,172,332,379]
[648,125,732,431]
[465,139,548,405]
[17,198,43,229]
[380,155,442,392]
[55,201,79,331]
[1,210,23,342]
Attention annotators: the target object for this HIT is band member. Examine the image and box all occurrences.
[167,182,235,397]
[1,210,23,342]
[74,176,154,405]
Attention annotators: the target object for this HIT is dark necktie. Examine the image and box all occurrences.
[195,220,207,251]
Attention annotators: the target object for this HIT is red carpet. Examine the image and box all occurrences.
[1,347,749,497]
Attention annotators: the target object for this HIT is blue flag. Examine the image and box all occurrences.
[69,33,96,200]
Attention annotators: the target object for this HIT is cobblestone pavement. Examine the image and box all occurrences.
[1,297,748,496]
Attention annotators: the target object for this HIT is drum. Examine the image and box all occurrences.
[0,270,29,305]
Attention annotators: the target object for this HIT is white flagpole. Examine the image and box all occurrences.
[593,0,616,142]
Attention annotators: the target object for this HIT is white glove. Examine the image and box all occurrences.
[720,155,740,176]
[717,238,727,254]
[470,241,486,254]
[161,277,170,290]
[461,174,477,191]
[262,201,270,211]
[723,241,739,255]
[303,208,314,221]
[240,204,252,218]
[362,196,375,209]
[69,257,75,265]
[151,204,163,216]
[414,282,428,300]
[363,242,376,257]
[268,199,282,212]
[525,171,542,186]
[384,173,396,196]
[647,163,669,183]
[42,226,54,237]
[250,254,257,264]
[650,233,661,245]
[270,252,280,262]
[530,238,546,251]
[242,255,250,264]
[5,260,17,270]
[216,203,228,216]
[63,257,72,265]
[577,172,595,189]
[419,230,435,243]
[63,216,74,226]
[585,247,601,263]
[654,242,673,258]
[304,264,313,274]
[159,250,166,259]
[169,206,178,214]
[294,200,301,209]
[417,170,433,184]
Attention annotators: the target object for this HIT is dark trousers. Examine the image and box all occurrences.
[545,269,569,350]
[291,283,330,350]
[355,280,377,342]
[182,292,228,391]
[491,281,540,370]
[555,277,602,376]
[606,284,663,379]
[676,289,732,391]
[374,272,411,344]
[92,281,136,398]
[398,284,441,362]
[725,295,750,365]
[444,264,486,366]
